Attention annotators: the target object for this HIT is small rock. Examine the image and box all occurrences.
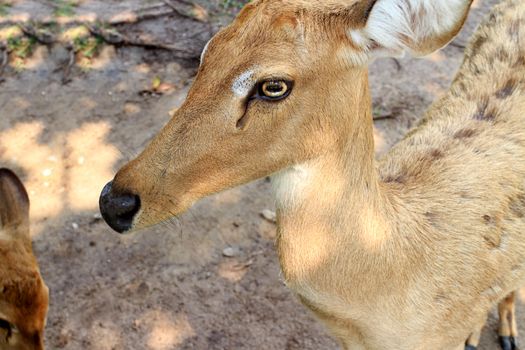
[93,213,102,220]
[261,209,277,223]
[155,82,175,93]
[132,319,141,330]
[124,102,140,115]
[71,222,79,230]
[222,246,238,257]
[42,168,52,177]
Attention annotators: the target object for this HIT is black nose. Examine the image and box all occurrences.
[99,181,141,233]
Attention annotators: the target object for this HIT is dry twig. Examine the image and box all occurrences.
[449,41,467,49]
[373,113,396,121]
[61,45,75,84]
[83,23,198,58]
[0,45,7,82]
[108,4,175,25]
[162,0,209,22]
[391,58,402,71]
[18,24,55,45]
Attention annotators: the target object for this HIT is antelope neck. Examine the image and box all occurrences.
[271,82,402,285]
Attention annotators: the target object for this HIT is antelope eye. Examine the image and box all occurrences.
[0,319,14,341]
[258,80,292,100]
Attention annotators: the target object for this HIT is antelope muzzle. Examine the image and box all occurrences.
[99,181,141,233]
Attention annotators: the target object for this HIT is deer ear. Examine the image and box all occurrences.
[350,0,473,57]
[0,169,30,238]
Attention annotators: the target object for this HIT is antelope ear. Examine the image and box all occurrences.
[350,0,473,57]
[0,169,30,237]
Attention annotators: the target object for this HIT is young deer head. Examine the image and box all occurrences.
[0,169,49,350]
[99,0,472,233]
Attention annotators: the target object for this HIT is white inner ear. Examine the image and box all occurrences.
[200,38,212,65]
[349,0,468,56]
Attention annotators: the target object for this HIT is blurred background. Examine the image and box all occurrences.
[0,0,513,349]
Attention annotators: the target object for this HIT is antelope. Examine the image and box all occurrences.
[0,168,49,350]
[99,0,525,348]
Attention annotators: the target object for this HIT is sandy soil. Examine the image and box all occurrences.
[0,0,518,349]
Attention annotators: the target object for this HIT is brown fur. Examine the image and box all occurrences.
[106,0,525,349]
[0,169,48,350]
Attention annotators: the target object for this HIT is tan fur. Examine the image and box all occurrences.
[106,0,525,348]
[0,169,49,350]
[498,292,518,338]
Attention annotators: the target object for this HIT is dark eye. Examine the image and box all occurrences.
[257,80,293,100]
[0,319,14,341]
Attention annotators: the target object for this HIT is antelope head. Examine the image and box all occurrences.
[99,0,472,233]
[0,169,49,350]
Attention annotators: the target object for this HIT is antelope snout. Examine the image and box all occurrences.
[99,181,141,233]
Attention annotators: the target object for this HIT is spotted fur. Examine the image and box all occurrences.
[105,0,525,349]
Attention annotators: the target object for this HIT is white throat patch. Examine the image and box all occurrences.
[271,164,312,208]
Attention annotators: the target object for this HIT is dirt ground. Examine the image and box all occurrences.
[0,0,519,349]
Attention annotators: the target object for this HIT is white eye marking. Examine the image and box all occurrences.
[232,69,256,97]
